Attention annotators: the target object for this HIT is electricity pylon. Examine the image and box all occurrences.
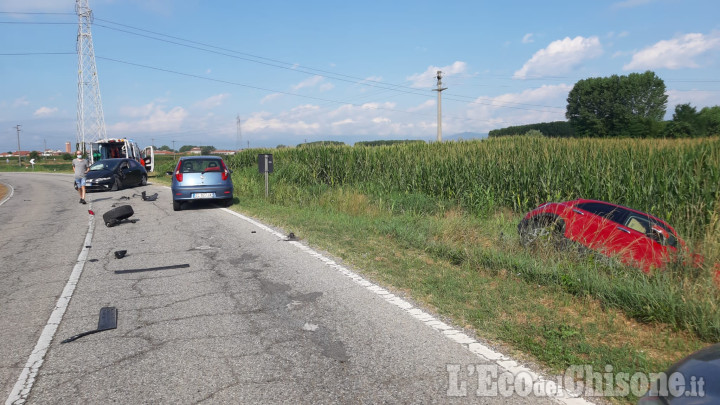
[76,0,106,153]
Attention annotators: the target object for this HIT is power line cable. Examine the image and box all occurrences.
[91,19,569,112]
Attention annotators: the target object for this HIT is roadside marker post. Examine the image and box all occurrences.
[257,154,273,198]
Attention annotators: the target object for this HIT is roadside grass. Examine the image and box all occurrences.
[229,185,710,403]
[0,159,73,173]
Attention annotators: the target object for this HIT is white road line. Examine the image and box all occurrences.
[5,209,96,405]
[0,182,14,207]
[223,208,595,405]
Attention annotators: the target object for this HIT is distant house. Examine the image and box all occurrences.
[154,150,175,156]
[190,147,203,155]
[213,150,237,156]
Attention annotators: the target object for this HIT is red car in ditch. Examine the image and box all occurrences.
[518,199,688,272]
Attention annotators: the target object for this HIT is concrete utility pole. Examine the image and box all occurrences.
[16,124,21,166]
[433,70,447,142]
[236,114,242,150]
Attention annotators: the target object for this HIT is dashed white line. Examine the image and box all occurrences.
[222,208,595,404]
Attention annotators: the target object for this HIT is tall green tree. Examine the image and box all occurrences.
[698,106,720,136]
[566,71,667,137]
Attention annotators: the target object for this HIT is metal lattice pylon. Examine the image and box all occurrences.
[76,0,106,152]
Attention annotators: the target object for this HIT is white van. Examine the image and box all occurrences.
[88,138,155,172]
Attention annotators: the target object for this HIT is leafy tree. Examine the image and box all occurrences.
[663,121,693,138]
[697,106,720,136]
[673,103,698,123]
[671,104,700,137]
[298,141,346,148]
[29,151,40,160]
[566,71,667,137]
[179,145,197,153]
[201,146,216,155]
[62,153,73,161]
[489,121,574,138]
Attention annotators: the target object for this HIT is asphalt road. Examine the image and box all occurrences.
[0,172,591,404]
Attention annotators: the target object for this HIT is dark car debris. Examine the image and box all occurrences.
[103,205,135,227]
[61,307,117,344]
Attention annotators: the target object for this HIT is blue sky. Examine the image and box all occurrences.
[1,0,719,152]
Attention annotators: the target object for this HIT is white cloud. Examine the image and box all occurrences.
[243,99,414,138]
[194,93,230,109]
[623,32,720,70]
[407,100,435,112]
[466,84,572,132]
[360,102,397,111]
[319,82,335,92]
[33,106,58,117]
[13,97,29,107]
[260,93,282,104]
[666,89,720,114]
[514,36,603,79]
[243,111,319,134]
[406,61,468,88]
[119,103,156,118]
[332,118,355,126]
[292,75,324,91]
[109,104,188,134]
[362,76,383,83]
[522,33,534,44]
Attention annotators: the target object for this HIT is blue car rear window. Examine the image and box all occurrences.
[180,159,223,173]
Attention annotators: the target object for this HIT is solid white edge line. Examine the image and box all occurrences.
[0,182,14,207]
[222,208,595,404]
[5,209,95,405]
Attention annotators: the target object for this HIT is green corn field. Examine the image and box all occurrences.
[227,136,720,244]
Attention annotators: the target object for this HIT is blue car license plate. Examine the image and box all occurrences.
[193,192,215,199]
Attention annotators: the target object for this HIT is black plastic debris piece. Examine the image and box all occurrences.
[61,307,117,344]
[285,232,298,241]
[141,191,159,201]
[114,263,190,274]
[114,250,127,259]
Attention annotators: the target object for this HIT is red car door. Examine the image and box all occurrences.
[620,215,674,271]
[567,202,638,262]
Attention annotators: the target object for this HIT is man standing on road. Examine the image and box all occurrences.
[72,151,89,204]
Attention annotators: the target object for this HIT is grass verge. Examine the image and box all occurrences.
[224,186,712,404]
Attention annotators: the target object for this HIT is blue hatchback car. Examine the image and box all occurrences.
[170,156,233,211]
